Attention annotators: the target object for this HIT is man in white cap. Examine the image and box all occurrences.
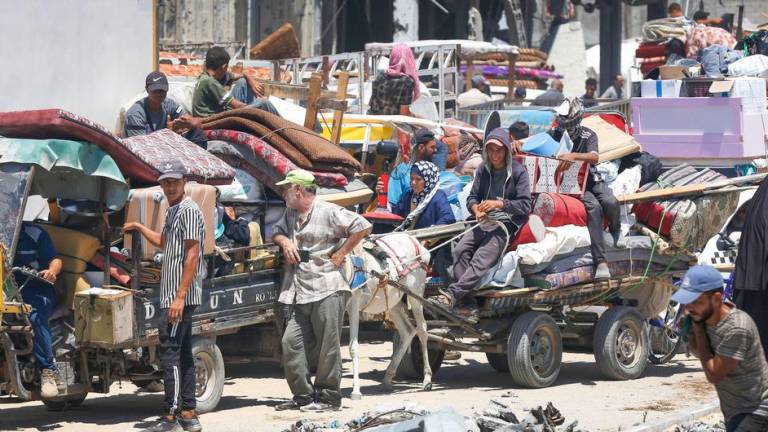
[674,265,768,432]
[272,169,372,412]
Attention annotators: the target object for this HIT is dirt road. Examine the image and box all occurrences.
[0,340,715,431]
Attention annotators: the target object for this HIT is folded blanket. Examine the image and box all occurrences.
[205,130,349,188]
[202,108,361,173]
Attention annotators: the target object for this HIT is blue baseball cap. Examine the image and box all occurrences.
[671,265,724,305]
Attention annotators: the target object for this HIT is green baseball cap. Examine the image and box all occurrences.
[275,169,316,187]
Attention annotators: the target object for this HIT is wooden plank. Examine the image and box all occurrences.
[476,287,538,298]
[507,54,516,98]
[329,71,349,146]
[316,98,347,111]
[303,72,323,130]
[261,81,338,100]
[617,173,766,205]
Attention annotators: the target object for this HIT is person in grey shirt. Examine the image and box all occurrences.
[124,71,207,148]
[673,265,768,432]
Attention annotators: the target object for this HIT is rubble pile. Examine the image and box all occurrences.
[673,421,726,432]
[281,400,586,432]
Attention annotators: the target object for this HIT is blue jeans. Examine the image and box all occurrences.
[21,285,56,371]
[231,79,281,116]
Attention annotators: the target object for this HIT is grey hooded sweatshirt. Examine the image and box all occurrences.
[466,127,532,231]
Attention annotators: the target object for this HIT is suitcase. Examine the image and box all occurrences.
[124,182,217,260]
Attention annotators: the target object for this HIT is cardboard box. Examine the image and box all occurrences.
[641,80,682,98]
[74,288,134,347]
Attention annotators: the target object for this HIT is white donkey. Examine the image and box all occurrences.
[344,232,433,399]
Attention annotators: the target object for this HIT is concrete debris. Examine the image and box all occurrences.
[282,400,585,432]
[673,421,726,432]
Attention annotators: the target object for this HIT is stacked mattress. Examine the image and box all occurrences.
[201,108,361,178]
[0,109,235,185]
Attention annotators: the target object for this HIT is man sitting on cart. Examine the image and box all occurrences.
[13,222,63,399]
[549,98,620,280]
[430,127,531,323]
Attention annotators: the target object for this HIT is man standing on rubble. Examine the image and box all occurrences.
[674,265,768,432]
[430,128,531,323]
[550,98,620,280]
[272,170,372,412]
[125,160,205,432]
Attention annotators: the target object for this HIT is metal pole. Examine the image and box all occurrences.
[438,46,446,123]
[599,0,622,94]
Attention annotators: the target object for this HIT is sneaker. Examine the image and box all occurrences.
[611,231,625,248]
[40,369,59,399]
[142,417,183,432]
[275,400,308,411]
[594,263,611,280]
[177,414,202,432]
[299,401,342,412]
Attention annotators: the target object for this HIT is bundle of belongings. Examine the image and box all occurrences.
[444,103,732,297]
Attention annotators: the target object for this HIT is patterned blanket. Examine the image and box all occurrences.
[205,129,348,188]
[0,109,235,185]
[632,164,739,251]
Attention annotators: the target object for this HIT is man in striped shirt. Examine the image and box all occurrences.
[125,159,205,432]
[272,170,372,413]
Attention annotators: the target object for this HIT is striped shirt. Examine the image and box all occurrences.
[707,308,768,421]
[273,199,372,305]
[160,197,205,308]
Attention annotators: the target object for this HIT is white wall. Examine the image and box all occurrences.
[0,0,154,130]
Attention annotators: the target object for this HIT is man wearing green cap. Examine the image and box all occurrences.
[272,169,372,412]
[675,265,768,431]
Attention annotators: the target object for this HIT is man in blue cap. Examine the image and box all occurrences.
[674,265,768,432]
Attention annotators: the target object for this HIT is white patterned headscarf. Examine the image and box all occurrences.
[396,161,441,231]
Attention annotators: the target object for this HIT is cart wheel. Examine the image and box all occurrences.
[485,353,509,373]
[649,301,683,365]
[42,392,88,411]
[507,312,562,388]
[393,332,445,381]
[593,307,649,380]
[193,338,225,414]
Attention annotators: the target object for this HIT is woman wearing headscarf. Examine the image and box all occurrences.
[368,43,420,116]
[391,161,455,231]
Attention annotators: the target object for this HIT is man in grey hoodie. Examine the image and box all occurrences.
[430,127,531,322]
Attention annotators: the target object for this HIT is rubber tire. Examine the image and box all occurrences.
[507,312,563,388]
[42,392,87,411]
[593,307,649,380]
[393,332,445,381]
[485,353,510,373]
[192,338,225,414]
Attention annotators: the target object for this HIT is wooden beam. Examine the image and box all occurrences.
[507,53,516,98]
[261,80,337,100]
[329,71,350,146]
[303,72,323,130]
[316,98,348,112]
[617,173,766,205]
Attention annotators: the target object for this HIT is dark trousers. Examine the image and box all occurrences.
[727,413,768,432]
[159,305,197,415]
[21,285,56,371]
[281,292,349,406]
[582,181,620,264]
[447,227,508,306]
[733,289,768,362]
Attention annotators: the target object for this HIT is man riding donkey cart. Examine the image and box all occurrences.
[428,98,620,322]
